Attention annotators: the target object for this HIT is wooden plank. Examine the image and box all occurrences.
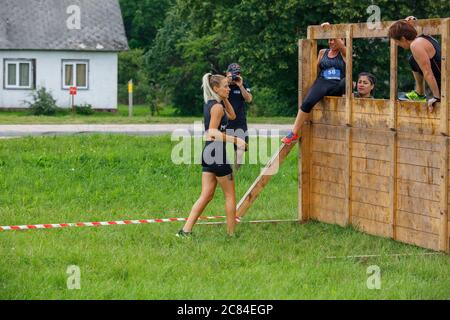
[312,137,347,155]
[398,101,440,119]
[439,19,449,252]
[352,99,390,115]
[311,193,346,215]
[397,211,440,235]
[352,142,391,161]
[389,38,398,130]
[397,148,440,168]
[352,172,390,192]
[352,128,390,145]
[439,137,449,252]
[397,135,441,152]
[300,122,312,222]
[298,39,315,223]
[397,115,439,135]
[352,202,391,224]
[396,226,440,251]
[311,205,346,226]
[312,152,347,170]
[344,127,352,225]
[308,18,443,40]
[398,180,439,202]
[311,165,343,184]
[352,187,390,208]
[352,158,390,177]
[237,142,297,218]
[397,131,440,143]
[397,195,440,218]
[439,18,449,136]
[312,110,347,125]
[312,124,346,141]
[352,216,392,238]
[397,164,440,185]
[312,179,346,199]
[315,100,346,112]
[389,132,397,239]
[352,113,390,130]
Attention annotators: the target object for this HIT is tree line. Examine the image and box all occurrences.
[118,0,449,116]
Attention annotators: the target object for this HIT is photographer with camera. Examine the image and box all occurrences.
[226,63,253,171]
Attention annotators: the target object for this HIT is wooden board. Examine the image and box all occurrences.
[236,142,297,218]
[312,152,347,170]
[352,202,391,224]
[307,18,443,40]
[396,227,440,251]
[352,216,392,238]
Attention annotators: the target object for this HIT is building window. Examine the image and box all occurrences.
[62,60,89,89]
[4,59,34,89]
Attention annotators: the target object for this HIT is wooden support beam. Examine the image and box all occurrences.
[439,19,449,253]
[389,38,398,130]
[236,142,297,218]
[342,26,354,226]
[439,137,449,252]
[298,38,316,222]
[440,18,449,136]
[308,18,443,39]
[345,25,353,126]
[389,131,398,239]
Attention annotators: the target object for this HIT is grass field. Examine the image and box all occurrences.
[0,105,294,125]
[0,135,449,300]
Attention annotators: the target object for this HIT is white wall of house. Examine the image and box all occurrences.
[0,51,118,109]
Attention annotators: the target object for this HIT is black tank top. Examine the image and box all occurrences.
[411,35,441,87]
[319,49,346,80]
[204,99,228,132]
[202,100,229,166]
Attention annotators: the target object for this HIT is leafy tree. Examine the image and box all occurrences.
[141,0,449,116]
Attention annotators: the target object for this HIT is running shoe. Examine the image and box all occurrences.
[405,90,427,102]
[281,131,300,145]
[176,229,192,238]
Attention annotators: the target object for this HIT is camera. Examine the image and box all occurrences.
[232,73,241,81]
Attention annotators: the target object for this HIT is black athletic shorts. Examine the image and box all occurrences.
[201,141,233,177]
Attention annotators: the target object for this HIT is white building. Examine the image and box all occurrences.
[0,0,128,110]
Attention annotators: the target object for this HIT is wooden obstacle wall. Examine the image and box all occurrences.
[299,18,450,252]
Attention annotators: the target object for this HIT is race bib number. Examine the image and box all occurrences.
[322,68,341,80]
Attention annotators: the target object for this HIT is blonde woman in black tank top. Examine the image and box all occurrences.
[177,73,248,237]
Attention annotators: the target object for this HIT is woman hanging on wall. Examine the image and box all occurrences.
[388,16,441,111]
[282,22,347,145]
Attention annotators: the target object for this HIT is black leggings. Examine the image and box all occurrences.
[300,78,346,113]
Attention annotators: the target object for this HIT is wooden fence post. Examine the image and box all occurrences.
[439,18,449,252]
[298,34,315,222]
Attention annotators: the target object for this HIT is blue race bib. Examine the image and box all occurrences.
[322,68,341,80]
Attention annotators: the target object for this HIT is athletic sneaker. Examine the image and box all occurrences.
[176,229,192,238]
[405,90,427,102]
[282,131,300,145]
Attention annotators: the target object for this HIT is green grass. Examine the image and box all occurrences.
[0,105,294,124]
[0,135,449,300]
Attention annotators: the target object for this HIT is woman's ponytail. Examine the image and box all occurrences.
[202,73,224,103]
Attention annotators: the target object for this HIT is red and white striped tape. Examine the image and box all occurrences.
[0,215,231,232]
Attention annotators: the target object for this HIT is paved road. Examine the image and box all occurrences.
[0,124,293,137]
